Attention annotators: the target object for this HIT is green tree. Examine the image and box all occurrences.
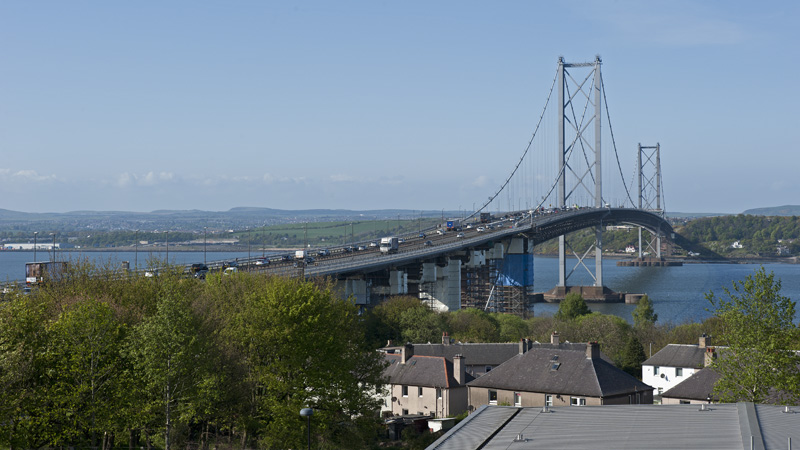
[632,294,658,328]
[555,292,591,320]
[492,313,530,342]
[225,277,385,449]
[706,267,800,404]
[447,309,500,342]
[616,335,647,378]
[126,289,212,450]
[399,306,446,344]
[44,298,126,448]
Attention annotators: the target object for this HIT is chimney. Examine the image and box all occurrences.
[519,338,527,354]
[699,334,711,349]
[453,354,465,385]
[551,331,560,345]
[387,339,393,348]
[401,343,414,364]
[586,341,600,360]
[442,332,450,346]
[704,347,716,367]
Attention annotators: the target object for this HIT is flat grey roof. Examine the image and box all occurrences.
[427,403,800,450]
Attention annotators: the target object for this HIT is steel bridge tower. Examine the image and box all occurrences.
[556,56,605,289]
[637,143,665,258]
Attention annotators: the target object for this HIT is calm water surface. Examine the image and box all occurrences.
[532,256,800,324]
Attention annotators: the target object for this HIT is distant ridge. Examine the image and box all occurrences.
[742,205,800,216]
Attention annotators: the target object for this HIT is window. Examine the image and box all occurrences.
[418,387,423,397]
[654,366,660,376]
[679,400,690,405]
[485,365,492,373]
[436,387,442,399]
[514,392,522,407]
[489,390,498,405]
[676,367,683,377]
[570,397,586,406]
[402,386,408,397]
[657,387,663,395]
[402,408,409,415]
[545,395,553,407]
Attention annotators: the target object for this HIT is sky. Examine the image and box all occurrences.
[1,1,798,214]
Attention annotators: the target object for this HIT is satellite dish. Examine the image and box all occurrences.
[660,373,666,378]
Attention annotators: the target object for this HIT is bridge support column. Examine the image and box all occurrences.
[420,259,462,312]
[338,277,370,305]
[389,269,408,296]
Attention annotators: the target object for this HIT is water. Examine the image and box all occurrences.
[0,250,256,282]
[2,251,799,325]
[531,256,800,324]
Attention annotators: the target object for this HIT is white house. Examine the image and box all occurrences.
[642,335,718,403]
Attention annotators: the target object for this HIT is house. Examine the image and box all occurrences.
[660,367,721,405]
[625,245,636,253]
[385,332,612,379]
[732,240,744,249]
[467,341,653,409]
[425,403,800,450]
[381,343,474,418]
[642,334,717,401]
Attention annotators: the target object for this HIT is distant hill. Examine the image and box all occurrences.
[0,207,454,233]
[742,205,800,216]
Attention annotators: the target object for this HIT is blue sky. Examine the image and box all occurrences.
[1,1,798,214]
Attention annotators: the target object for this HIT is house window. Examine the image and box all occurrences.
[514,392,522,407]
[402,408,409,415]
[418,387,424,397]
[679,400,690,405]
[485,365,492,373]
[436,387,442,399]
[570,397,586,406]
[676,367,683,377]
[654,366,660,376]
[657,387,663,395]
[489,390,498,405]
[545,395,553,407]
[402,386,408,397]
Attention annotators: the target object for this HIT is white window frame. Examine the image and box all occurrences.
[402,385,408,397]
[570,397,586,406]
[545,394,553,407]
[676,367,683,377]
[514,392,522,407]
[654,366,660,376]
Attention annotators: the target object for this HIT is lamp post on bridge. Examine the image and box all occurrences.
[134,230,139,271]
[204,227,207,265]
[33,232,38,262]
[164,231,169,266]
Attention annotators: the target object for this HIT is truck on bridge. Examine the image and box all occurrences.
[379,237,399,254]
[446,220,461,231]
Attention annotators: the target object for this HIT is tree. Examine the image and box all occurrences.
[632,294,658,328]
[616,335,647,378]
[493,313,530,342]
[447,309,499,342]
[706,267,800,404]
[126,288,213,450]
[555,292,591,320]
[44,298,126,448]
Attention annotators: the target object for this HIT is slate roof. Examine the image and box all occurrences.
[388,341,614,366]
[661,367,721,401]
[466,346,650,398]
[642,343,708,368]
[426,403,800,450]
[382,353,475,388]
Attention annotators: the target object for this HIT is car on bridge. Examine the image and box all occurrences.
[424,240,433,247]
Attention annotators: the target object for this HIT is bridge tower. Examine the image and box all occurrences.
[637,143,665,258]
[556,55,606,290]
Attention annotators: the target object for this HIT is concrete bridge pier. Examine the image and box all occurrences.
[336,277,371,306]
[419,259,462,312]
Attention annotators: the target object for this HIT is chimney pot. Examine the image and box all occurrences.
[442,332,450,346]
[551,331,560,345]
[704,346,716,367]
[699,334,711,348]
